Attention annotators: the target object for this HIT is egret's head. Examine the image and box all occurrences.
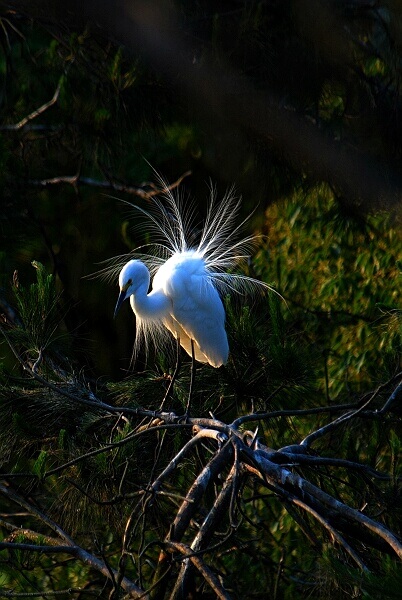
[114,260,148,318]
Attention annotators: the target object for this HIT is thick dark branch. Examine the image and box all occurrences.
[171,463,237,597]
[74,0,402,210]
[246,447,402,560]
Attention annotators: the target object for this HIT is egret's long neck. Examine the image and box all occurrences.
[130,284,170,321]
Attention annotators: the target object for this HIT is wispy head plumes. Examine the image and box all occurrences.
[92,172,273,299]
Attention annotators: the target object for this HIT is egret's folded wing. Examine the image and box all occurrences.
[168,272,229,368]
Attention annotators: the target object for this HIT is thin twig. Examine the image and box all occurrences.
[300,373,402,448]
[270,451,397,480]
[0,586,98,598]
[231,403,359,429]
[0,80,62,130]
[27,171,192,198]
[44,423,186,479]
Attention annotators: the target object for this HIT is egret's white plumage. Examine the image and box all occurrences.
[116,251,228,367]
[101,177,274,367]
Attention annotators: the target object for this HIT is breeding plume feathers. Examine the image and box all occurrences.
[95,173,278,363]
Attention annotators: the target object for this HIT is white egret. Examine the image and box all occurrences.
[101,175,275,408]
[114,252,229,367]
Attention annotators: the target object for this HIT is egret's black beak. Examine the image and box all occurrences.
[114,290,127,318]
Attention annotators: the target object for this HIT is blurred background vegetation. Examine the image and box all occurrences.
[0,1,401,598]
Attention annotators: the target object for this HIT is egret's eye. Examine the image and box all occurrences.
[122,278,132,292]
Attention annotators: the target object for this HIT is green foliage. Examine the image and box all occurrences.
[0,3,402,598]
[11,261,66,356]
[255,184,402,399]
[320,555,402,599]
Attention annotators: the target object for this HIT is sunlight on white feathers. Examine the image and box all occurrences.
[97,175,277,367]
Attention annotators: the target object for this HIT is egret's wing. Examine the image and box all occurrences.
[163,265,229,368]
[162,316,209,364]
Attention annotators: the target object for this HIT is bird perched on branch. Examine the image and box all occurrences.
[99,174,276,407]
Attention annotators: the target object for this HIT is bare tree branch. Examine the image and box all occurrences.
[289,496,369,572]
[26,171,192,198]
[0,586,97,598]
[0,541,74,553]
[165,541,231,600]
[0,484,146,598]
[245,444,402,560]
[379,379,402,414]
[301,374,402,448]
[0,79,62,131]
[171,463,237,597]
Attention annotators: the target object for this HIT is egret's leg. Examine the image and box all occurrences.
[184,339,196,417]
[160,335,181,410]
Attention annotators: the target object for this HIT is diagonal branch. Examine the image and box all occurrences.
[246,447,402,560]
[0,541,73,553]
[0,482,74,544]
[166,541,231,600]
[171,463,238,597]
[150,441,233,597]
[230,403,360,429]
[379,379,402,414]
[150,427,228,495]
[0,483,146,598]
[270,451,399,481]
[288,496,369,572]
[300,373,402,448]
[0,325,179,422]
[0,79,62,131]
